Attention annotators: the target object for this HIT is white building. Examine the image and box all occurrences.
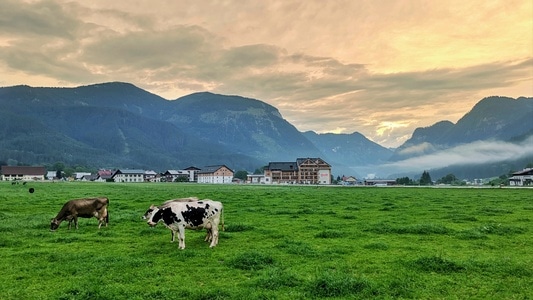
[197,165,234,184]
[509,168,533,186]
[112,169,145,183]
[74,172,92,180]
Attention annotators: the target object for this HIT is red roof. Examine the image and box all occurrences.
[1,166,46,175]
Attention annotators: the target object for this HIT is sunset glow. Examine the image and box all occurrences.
[0,0,531,147]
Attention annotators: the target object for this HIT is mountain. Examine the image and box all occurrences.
[163,92,323,162]
[0,83,530,179]
[387,96,533,179]
[302,131,393,176]
[392,96,533,160]
[0,83,324,172]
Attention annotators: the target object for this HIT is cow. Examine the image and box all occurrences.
[144,200,224,249]
[142,197,212,242]
[50,197,109,231]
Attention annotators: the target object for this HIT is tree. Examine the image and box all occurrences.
[234,170,248,181]
[437,173,457,185]
[175,176,189,182]
[396,177,413,185]
[419,171,433,185]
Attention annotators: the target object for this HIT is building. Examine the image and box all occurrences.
[263,158,331,184]
[95,170,113,182]
[247,174,266,184]
[509,168,533,186]
[74,172,92,180]
[341,176,358,185]
[264,162,299,184]
[364,179,396,186]
[112,169,145,183]
[183,166,201,182]
[46,171,58,180]
[1,166,46,181]
[144,170,159,182]
[197,165,234,184]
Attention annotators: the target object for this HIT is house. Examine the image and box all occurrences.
[162,170,185,182]
[183,166,201,182]
[247,174,266,184]
[263,158,331,184]
[81,174,97,181]
[509,168,533,186]
[1,166,46,181]
[46,171,58,180]
[341,176,358,185]
[95,169,113,182]
[144,170,159,182]
[74,172,92,180]
[112,169,145,183]
[197,165,234,184]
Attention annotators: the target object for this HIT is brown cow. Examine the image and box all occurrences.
[50,197,109,231]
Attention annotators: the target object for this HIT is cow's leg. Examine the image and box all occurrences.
[170,230,175,242]
[204,228,212,242]
[204,222,213,242]
[101,208,108,228]
[74,216,79,230]
[209,220,219,248]
[177,225,186,249]
[97,208,108,229]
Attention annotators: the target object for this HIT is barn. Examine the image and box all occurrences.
[1,166,46,181]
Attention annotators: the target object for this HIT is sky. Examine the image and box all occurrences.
[1,0,532,148]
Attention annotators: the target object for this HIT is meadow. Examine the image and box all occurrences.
[0,182,531,299]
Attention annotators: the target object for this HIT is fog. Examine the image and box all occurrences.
[350,136,533,179]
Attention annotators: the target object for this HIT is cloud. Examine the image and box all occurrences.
[397,142,436,156]
[0,0,80,39]
[379,137,533,175]
[0,0,531,148]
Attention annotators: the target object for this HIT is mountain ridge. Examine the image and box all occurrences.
[0,82,531,179]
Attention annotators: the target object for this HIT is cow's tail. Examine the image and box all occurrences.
[221,205,225,231]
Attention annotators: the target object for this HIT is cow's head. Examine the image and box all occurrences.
[142,205,158,220]
[50,218,60,231]
[144,205,160,227]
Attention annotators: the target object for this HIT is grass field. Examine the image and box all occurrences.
[0,182,531,299]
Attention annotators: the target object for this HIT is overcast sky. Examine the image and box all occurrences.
[1,0,531,147]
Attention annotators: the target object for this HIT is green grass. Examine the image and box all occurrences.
[0,182,532,299]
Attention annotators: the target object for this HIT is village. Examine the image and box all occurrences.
[1,157,334,185]
[2,158,532,187]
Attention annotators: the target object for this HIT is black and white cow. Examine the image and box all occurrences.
[144,200,224,249]
[142,197,213,242]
